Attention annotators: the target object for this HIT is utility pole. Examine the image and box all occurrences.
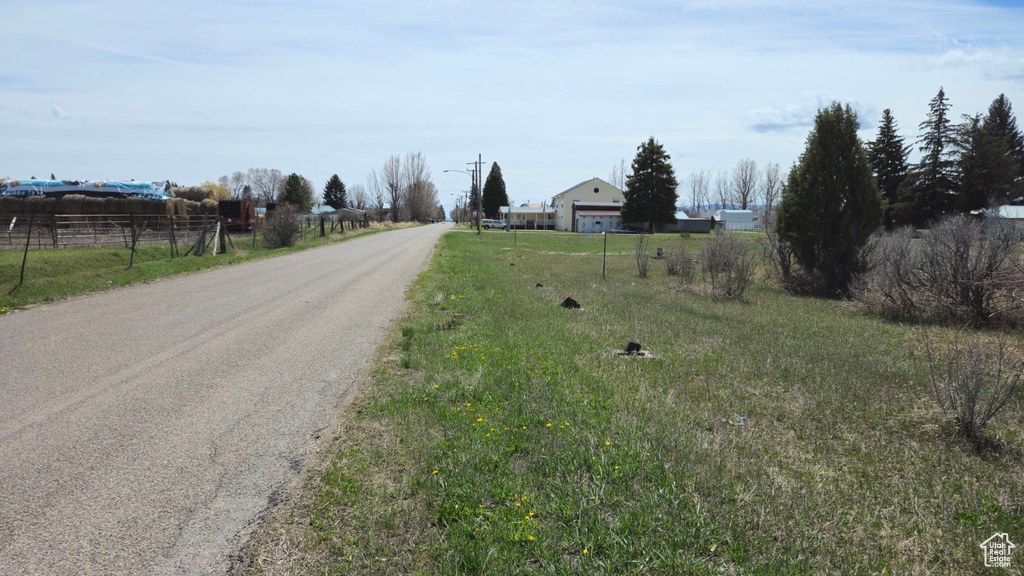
[469,153,483,235]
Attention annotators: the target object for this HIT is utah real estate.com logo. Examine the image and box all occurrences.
[980,533,1016,568]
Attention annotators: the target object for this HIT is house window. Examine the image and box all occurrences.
[595,221,602,226]
[594,187,600,193]
[613,197,620,203]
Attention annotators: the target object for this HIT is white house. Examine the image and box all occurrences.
[714,209,757,231]
[499,203,556,230]
[551,178,624,231]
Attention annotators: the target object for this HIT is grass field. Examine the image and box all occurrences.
[0,222,414,311]
[245,230,1021,574]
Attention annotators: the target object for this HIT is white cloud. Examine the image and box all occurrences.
[747,93,878,133]
[50,105,81,121]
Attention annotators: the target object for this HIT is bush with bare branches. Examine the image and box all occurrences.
[664,247,696,284]
[858,215,1022,325]
[700,234,755,299]
[635,234,652,278]
[921,330,1022,440]
[261,206,301,249]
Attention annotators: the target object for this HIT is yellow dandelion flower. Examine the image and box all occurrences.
[527,535,534,541]
[515,502,521,507]
[521,495,527,501]
[476,417,483,422]
[433,384,439,388]
[605,441,611,446]
[432,470,438,474]
[614,465,620,470]
[583,549,589,555]
[546,423,552,428]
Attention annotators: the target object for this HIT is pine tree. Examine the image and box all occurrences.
[621,136,679,232]
[903,87,957,226]
[982,93,1024,204]
[776,102,882,296]
[323,174,348,209]
[868,109,910,224]
[278,173,314,212]
[481,162,509,219]
[954,114,1018,211]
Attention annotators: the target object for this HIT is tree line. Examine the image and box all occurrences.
[197,152,445,222]
[870,89,1023,227]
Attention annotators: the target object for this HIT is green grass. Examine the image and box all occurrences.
[250,231,1023,575]
[0,223,411,310]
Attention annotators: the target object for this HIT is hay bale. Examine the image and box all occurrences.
[82,196,106,214]
[184,200,200,216]
[125,197,148,215]
[200,199,219,215]
[24,196,57,214]
[0,196,23,214]
[59,194,86,215]
[102,197,122,214]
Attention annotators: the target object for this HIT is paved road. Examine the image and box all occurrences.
[0,223,450,575]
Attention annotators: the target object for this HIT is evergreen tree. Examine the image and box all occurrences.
[902,87,956,226]
[323,174,348,209]
[868,109,909,225]
[982,94,1024,203]
[481,162,509,219]
[621,136,679,232]
[278,173,314,212]
[953,114,1018,211]
[468,182,481,220]
[776,102,882,296]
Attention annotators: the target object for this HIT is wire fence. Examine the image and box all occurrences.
[0,214,218,250]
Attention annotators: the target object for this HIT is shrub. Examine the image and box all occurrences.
[699,234,755,299]
[921,330,1022,440]
[635,234,652,278]
[262,206,301,248]
[664,247,696,284]
[858,227,919,319]
[758,210,793,280]
[858,215,1022,325]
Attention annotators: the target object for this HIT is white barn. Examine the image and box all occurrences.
[714,209,757,231]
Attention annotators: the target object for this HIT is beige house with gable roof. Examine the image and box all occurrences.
[550,177,624,231]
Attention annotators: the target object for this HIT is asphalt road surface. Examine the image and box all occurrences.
[0,223,450,575]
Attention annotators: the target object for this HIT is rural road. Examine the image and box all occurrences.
[0,223,450,575]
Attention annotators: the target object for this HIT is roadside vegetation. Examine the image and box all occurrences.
[0,221,416,310]
[238,230,1023,575]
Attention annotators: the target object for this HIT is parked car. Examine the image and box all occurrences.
[481,219,505,229]
[608,228,640,234]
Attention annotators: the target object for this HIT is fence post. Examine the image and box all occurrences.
[9,213,34,294]
[168,215,176,258]
[320,216,325,238]
[51,214,58,249]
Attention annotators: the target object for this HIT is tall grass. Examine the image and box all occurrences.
[240,231,1024,575]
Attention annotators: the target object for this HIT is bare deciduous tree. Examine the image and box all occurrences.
[367,170,387,222]
[687,170,710,214]
[714,172,730,210]
[381,155,405,223]
[247,167,284,206]
[761,162,782,219]
[731,159,758,209]
[609,157,628,190]
[403,152,438,222]
[350,183,368,211]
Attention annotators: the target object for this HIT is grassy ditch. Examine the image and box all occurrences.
[0,222,416,310]
[245,231,1023,575]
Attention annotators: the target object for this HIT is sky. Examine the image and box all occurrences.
[2,0,1024,209]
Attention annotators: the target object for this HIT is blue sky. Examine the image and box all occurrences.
[2,0,1023,208]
